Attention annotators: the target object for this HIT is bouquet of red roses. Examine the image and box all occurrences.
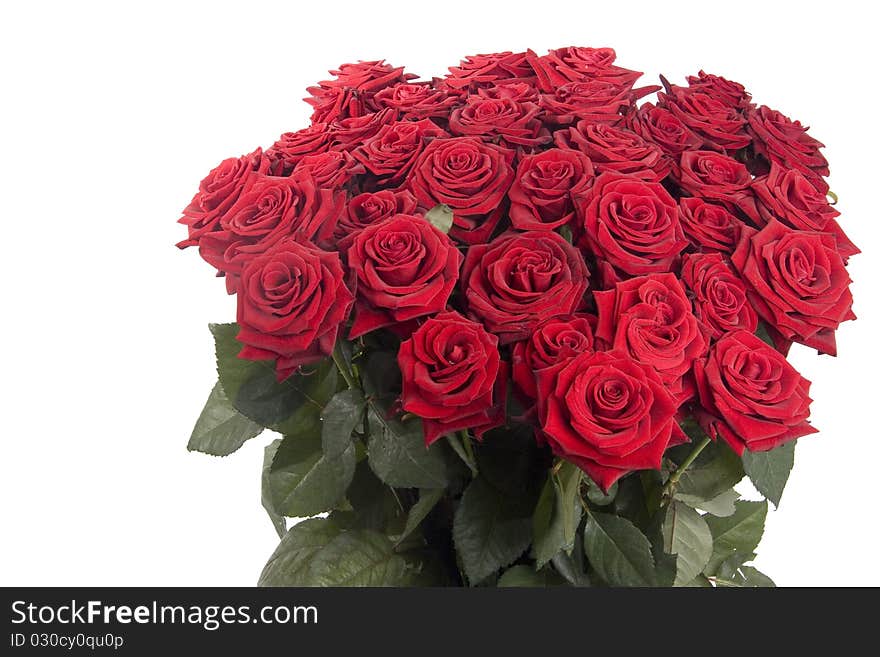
[178,46,857,587]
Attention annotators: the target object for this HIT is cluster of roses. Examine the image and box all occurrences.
[178,47,857,492]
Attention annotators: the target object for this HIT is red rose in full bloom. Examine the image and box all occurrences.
[352,119,448,186]
[694,330,816,455]
[731,220,855,355]
[177,148,268,248]
[684,71,751,109]
[752,162,859,260]
[462,231,590,343]
[371,82,459,120]
[675,150,760,223]
[594,273,706,403]
[747,105,829,192]
[627,102,702,156]
[266,125,333,176]
[555,120,670,181]
[306,60,414,124]
[539,80,634,125]
[576,172,687,280]
[658,88,751,151]
[406,136,515,244]
[449,95,550,148]
[345,214,462,338]
[334,189,419,244]
[328,108,398,152]
[681,252,757,342]
[525,46,645,92]
[508,148,595,231]
[236,239,354,381]
[678,197,745,254]
[442,51,536,91]
[398,311,507,445]
[512,314,596,401]
[536,349,684,491]
[294,150,365,189]
[198,172,344,293]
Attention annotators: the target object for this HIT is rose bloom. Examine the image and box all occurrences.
[731,220,855,355]
[752,161,859,260]
[681,252,757,341]
[442,51,536,91]
[747,105,829,192]
[477,81,540,105]
[627,102,703,156]
[294,150,364,189]
[462,230,590,343]
[658,88,751,151]
[576,172,687,280]
[675,150,760,223]
[370,82,459,120]
[265,124,333,176]
[177,148,268,248]
[694,330,816,455]
[526,46,644,92]
[685,70,751,109]
[406,136,515,244]
[594,273,706,403]
[398,311,507,445]
[555,120,670,180]
[306,60,414,123]
[508,148,595,231]
[328,108,397,152]
[352,119,448,186]
[678,197,745,254]
[448,95,550,147]
[539,80,634,125]
[345,214,462,338]
[536,349,685,491]
[512,314,596,401]
[236,239,354,381]
[334,189,419,245]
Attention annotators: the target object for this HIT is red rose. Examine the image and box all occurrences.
[462,231,590,344]
[442,51,536,91]
[536,349,683,491]
[555,120,670,181]
[594,273,706,403]
[266,125,332,176]
[198,172,344,293]
[334,189,419,244]
[177,148,268,248]
[752,162,859,259]
[328,109,397,152]
[681,252,757,341]
[294,150,364,189]
[512,314,596,401]
[539,80,633,125]
[685,71,751,109]
[525,47,644,92]
[678,197,745,254]
[345,214,462,338]
[675,150,760,222]
[627,102,702,156]
[658,88,751,151]
[508,148,595,231]
[477,81,540,105]
[576,172,686,279]
[306,60,414,124]
[406,136,515,244]
[747,105,829,191]
[236,239,354,381]
[448,95,550,147]
[398,310,507,445]
[731,220,855,355]
[352,119,448,185]
[370,82,459,120]
[694,330,816,455]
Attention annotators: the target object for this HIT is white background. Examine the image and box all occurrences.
[1,0,877,586]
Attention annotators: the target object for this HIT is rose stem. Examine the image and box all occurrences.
[660,436,712,503]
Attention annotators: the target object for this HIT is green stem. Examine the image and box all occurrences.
[447,431,478,477]
[332,343,357,390]
[661,436,711,503]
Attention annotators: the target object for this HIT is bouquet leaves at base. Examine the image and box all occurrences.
[660,501,713,586]
[583,512,656,587]
[188,381,263,456]
[704,500,768,575]
[742,442,795,507]
[366,407,450,489]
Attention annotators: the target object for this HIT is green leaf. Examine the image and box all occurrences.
[686,489,740,517]
[704,500,768,574]
[425,204,454,234]
[210,323,338,430]
[742,442,795,507]
[551,546,591,587]
[187,381,263,456]
[366,407,450,489]
[497,565,550,587]
[755,322,776,348]
[393,488,444,546]
[321,389,365,457]
[532,463,582,568]
[671,437,744,505]
[258,519,412,586]
[261,439,286,538]
[269,423,356,518]
[453,477,533,584]
[584,512,656,587]
[258,518,343,586]
[585,477,618,506]
[660,502,713,586]
[738,565,776,587]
